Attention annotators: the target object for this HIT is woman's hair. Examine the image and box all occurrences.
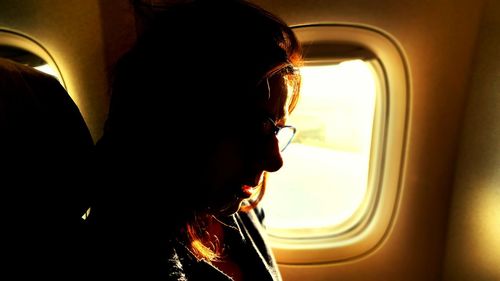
[98,0,302,261]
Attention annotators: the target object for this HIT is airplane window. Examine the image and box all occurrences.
[261,59,379,239]
[0,45,62,82]
[262,25,408,264]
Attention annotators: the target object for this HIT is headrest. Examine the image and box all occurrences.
[0,57,94,224]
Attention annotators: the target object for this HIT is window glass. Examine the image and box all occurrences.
[33,63,60,79]
[261,59,379,238]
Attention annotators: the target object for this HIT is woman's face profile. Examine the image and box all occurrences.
[203,73,292,216]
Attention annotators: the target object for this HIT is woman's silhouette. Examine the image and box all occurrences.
[91,1,302,280]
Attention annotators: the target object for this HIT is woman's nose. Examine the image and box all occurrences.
[262,136,283,172]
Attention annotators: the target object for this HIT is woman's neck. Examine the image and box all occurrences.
[207,216,244,281]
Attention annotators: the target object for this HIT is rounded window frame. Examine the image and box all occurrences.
[267,24,410,264]
[0,29,65,87]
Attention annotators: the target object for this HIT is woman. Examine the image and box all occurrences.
[91,1,302,280]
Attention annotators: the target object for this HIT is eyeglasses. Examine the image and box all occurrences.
[252,64,300,152]
[260,116,296,152]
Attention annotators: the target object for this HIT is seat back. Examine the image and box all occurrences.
[0,57,94,279]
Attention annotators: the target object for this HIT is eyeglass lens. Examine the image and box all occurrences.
[276,126,296,152]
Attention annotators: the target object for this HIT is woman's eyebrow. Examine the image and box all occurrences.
[254,106,286,124]
[270,112,288,126]
[265,110,282,122]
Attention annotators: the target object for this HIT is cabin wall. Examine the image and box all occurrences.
[0,0,136,142]
[252,0,484,280]
[443,0,500,280]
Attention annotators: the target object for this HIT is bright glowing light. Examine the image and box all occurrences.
[470,184,500,272]
[34,64,62,82]
[261,60,378,236]
[81,207,91,220]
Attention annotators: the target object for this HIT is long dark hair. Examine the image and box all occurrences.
[98,0,302,261]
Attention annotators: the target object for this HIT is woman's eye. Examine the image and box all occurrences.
[260,119,275,135]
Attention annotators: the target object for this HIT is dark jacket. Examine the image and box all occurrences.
[167,210,282,281]
[83,208,282,281]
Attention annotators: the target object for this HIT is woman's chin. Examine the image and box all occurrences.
[214,197,245,216]
[206,183,259,216]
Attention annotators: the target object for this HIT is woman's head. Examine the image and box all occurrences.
[99,0,301,220]
[202,64,301,216]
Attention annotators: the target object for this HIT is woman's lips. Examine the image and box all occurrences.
[238,173,263,198]
[240,185,257,198]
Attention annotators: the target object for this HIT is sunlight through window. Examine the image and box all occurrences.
[34,63,62,82]
[261,60,378,237]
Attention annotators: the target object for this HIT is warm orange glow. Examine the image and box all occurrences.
[470,184,500,272]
